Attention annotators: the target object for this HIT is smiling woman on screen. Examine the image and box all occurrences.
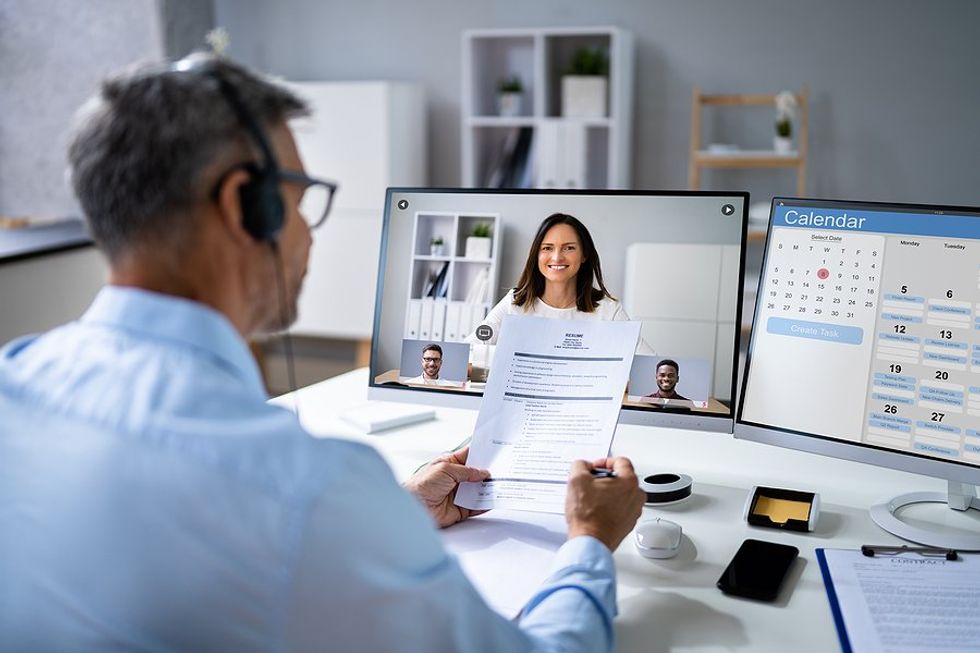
[467,212,653,353]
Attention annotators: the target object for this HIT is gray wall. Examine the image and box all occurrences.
[0,0,164,216]
[160,0,215,59]
[4,1,977,217]
[0,0,213,218]
[215,0,980,207]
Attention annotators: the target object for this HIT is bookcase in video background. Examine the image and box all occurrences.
[404,211,501,343]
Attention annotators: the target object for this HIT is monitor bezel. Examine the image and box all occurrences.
[369,187,750,434]
[735,196,980,484]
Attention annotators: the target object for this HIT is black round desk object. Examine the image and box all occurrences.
[640,473,693,504]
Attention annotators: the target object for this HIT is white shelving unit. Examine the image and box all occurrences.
[404,211,501,343]
[461,27,633,189]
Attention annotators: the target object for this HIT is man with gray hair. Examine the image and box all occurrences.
[0,55,644,651]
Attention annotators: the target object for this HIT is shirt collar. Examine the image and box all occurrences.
[80,285,267,398]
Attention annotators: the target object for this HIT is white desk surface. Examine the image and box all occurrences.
[281,367,950,652]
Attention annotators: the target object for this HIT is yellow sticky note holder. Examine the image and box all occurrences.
[743,486,820,532]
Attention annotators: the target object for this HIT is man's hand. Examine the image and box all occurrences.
[404,446,490,529]
[565,456,645,551]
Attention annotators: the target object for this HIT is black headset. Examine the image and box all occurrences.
[171,57,301,398]
[173,58,285,242]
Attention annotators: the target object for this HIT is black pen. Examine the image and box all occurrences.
[591,467,616,478]
[861,544,958,561]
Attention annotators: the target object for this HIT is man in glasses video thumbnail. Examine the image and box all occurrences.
[407,343,458,387]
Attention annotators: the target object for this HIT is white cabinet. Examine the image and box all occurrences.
[404,211,501,344]
[623,243,740,401]
[0,246,106,346]
[462,27,633,189]
[285,82,426,340]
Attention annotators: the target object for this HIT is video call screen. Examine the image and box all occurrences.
[370,189,748,418]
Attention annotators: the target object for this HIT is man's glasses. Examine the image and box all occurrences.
[422,357,442,363]
[211,166,338,231]
[279,170,337,231]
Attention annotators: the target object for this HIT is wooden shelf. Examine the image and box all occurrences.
[688,87,808,195]
[694,150,802,168]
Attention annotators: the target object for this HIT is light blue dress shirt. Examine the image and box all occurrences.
[0,286,618,652]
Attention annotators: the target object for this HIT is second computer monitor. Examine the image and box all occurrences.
[369,189,748,433]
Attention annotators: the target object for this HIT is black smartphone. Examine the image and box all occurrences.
[716,538,799,601]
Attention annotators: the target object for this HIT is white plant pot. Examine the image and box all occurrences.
[465,236,492,259]
[497,92,522,117]
[430,243,445,256]
[773,136,793,154]
[561,76,607,118]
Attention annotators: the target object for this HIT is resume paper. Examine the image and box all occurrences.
[456,315,640,513]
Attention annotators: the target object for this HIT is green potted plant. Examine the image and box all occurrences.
[497,75,523,117]
[465,223,493,259]
[562,47,609,118]
[773,90,797,154]
[429,235,445,256]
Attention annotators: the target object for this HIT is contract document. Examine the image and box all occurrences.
[456,315,640,513]
[817,548,980,653]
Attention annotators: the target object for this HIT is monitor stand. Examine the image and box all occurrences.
[870,481,980,551]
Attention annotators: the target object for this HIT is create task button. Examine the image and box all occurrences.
[767,317,863,345]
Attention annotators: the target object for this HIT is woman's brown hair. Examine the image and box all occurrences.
[512,213,614,313]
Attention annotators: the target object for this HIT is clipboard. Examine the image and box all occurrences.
[815,549,855,653]
[816,547,980,653]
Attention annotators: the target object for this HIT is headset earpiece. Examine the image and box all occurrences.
[237,162,284,242]
[171,57,285,243]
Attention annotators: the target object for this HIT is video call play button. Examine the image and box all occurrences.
[397,199,409,210]
[721,204,735,216]
[475,325,494,342]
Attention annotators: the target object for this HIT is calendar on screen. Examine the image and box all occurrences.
[742,200,980,468]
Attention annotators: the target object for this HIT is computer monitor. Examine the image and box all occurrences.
[369,188,748,433]
[737,197,980,550]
